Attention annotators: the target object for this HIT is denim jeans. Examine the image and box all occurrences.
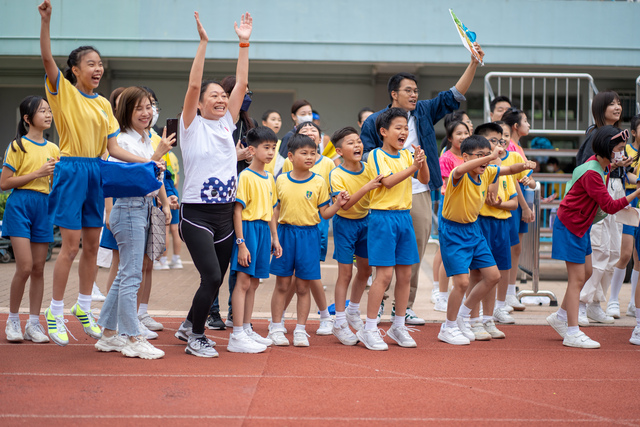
[98,196,152,336]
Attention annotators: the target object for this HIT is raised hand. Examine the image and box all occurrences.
[523,160,537,170]
[491,144,505,159]
[472,42,485,64]
[234,12,253,42]
[38,0,52,22]
[194,11,208,42]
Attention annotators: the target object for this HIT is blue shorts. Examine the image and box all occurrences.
[478,215,511,271]
[623,189,638,236]
[100,225,118,250]
[551,217,592,264]
[231,220,271,279]
[48,157,103,230]
[634,225,640,255]
[508,205,521,246]
[439,217,496,277]
[270,224,321,280]
[319,216,329,262]
[332,214,368,264]
[1,189,53,243]
[367,210,419,267]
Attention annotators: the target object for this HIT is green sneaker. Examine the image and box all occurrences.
[71,304,102,339]
[44,308,69,346]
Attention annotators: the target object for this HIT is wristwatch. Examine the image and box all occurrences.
[236,238,245,245]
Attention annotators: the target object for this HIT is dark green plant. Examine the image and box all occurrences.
[0,192,10,221]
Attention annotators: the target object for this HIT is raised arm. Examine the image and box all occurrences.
[183,12,209,129]
[227,13,253,123]
[38,0,59,85]
[452,144,503,181]
[453,42,484,96]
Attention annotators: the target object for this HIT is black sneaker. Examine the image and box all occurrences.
[206,312,226,330]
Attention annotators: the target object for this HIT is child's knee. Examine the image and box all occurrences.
[486,268,501,285]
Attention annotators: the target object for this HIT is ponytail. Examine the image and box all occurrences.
[11,96,45,153]
[63,46,101,84]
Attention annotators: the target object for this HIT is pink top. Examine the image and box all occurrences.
[507,140,527,161]
[439,150,464,194]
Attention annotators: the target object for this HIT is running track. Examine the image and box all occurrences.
[1,316,639,426]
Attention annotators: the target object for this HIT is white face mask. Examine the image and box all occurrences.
[612,150,625,163]
[297,114,313,124]
[151,106,159,128]
[545,165,555,173]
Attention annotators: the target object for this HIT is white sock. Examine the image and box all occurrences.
[631,278,638,301]
[507,284,516,296]
[609,267,626,302]
[433,281,439,291]
[77,293,92,313]
[458,304,472,318]
[138,303,148,317]
[438,292,448,300]
[335,311,346,326]
[470,317,481,324]
[482,315,493,323]
[393,314,405,328]
[631,270,639,297]
[445,319,457,328]
[319,308,330,319]
[495,300,506,310]
[567,326,579,336]
[636,310,640,326]
[8,312,19,322]
[365,317,377,331]
[29,314,39,325]
[243,323,252,331]
[172,254,181,262]
[233,326,244,334]
[579,302,587,311]
[346,301,360,314]
[50,299,64,316]
[557,308,567,322]
[160,256,167,264]
[295,324,306,332]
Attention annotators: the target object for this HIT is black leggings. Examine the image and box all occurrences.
[180,203,234,334]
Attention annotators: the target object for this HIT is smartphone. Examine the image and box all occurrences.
[166,118,178,147]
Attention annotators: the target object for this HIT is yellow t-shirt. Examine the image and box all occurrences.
[500,151,531,189]
[236,168,277,222]
[282,155,335,183]
[479,175,516,220]
[330,163,370,219]
[264,139,282,176]
[625,143,638,190]
[276,172,329,226]
[45,70,119,158]
[442,165,500,224]
[321,135,338,160]
[365,148,414,211]
[3,138,60,194]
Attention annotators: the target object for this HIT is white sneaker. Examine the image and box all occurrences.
[456,317,475,342]
[23,322,49,343]
[437,323,470,345]
[332,322,358,346]
[153,259,170,270]
[267,326,289,346]
[504,304,514,313]
[122,336,165,359]
[293,330,310,347]
[185,334,219,358]
[356,328,388,351]
[316,318,333,335]
[169,258,183,269]
[138,320,158,340]
[586,303,614,324]
[345,310,364,331]
[387,324,417,348]
[91,283,106,302]
[546,312,568,338]
[227,331,268,353]
[139,313,164,331]
[606,301,621,319]
[578,305,590,327]
[483,320,505,339]
[434,296,448,312]
[627,303,637,317]
[493,307,515,324]
[174,322,216,347]
[630,326,640,345]
[269,320,288,334]
[95,333,126,352]
[245,329,273,346]
[404,308,426,326]
[366,275,373,288]
[505,294,525,311]
[470,321,492,341]
[225,317,234,328]
[563,330,600,349]
[430,288,438,304]
[5,319,23,342]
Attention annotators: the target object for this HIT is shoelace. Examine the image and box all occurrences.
[294,330,310,338]
[87,311,100,330]
[402,325,419,333]
[31,323,47,335]
[55,316,77,341]
[196,336,212,349]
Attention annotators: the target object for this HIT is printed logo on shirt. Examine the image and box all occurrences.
[503,181,507,191]
[305,191,312,200]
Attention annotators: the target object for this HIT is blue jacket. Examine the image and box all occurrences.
[361,87,463,190]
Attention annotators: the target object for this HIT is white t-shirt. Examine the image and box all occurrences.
[110,128,160,197]
[180,111,238,204]
[404,114,429,195]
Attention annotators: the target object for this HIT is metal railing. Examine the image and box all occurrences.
[484,72,598,136]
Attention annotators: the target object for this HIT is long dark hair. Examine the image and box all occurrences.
[12,96,47,153]
[444,120,470,151]
[64,46,101,85]
[591,91,621,130]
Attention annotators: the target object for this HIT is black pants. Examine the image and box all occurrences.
[179,203,234,334]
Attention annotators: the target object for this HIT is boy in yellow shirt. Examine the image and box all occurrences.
[269,134,349,347]
[359,108,429,351]
[438,135,535,346]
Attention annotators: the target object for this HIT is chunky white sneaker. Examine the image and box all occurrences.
[44,308,70,346]
[169,258,183,269]
[586,303,614,324]
[5,319,23,342]
[504,304,514,313]
[627,303,637,318]
[356,328,388,351]
[456,317,475,342]
[267,325,289,346]
[606,301,621,319]
[95,333,127,352]
[245,329,273,346]
[138,320,158,340]
[578,305,590,327]
[387,324,417,348]
[437,323,470,345]
[471,322,492,341]
[332,322,358,346]
[505,294,525,311]
[493,307,515,324]
[483,320,505,339]
[316,318,333,335]
[153,259,170,270]
[546,312,568,338]
[71,304,102,339]
[404,308,426,326]
[122,336,165,359]
[630,326,640,345]
[563,331,600,349]
[228,331,268,353]
[434,296,448,312]
[174,321,217,347]
[91,283,106,302]
[139,313,164,331]
[293,330,310,347]
[345,310,364,331]
[23,323,49,343]
[185,334,219,358]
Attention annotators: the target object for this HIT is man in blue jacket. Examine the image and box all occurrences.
[361,43,484,325]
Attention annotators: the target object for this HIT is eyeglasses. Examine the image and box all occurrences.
[487,137,506,145]
[612,129,629,142]
[152,101,161,112]
[398,88,420,96]
[469,152,490,158]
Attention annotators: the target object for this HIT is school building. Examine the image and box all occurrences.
[1,0,639,177]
